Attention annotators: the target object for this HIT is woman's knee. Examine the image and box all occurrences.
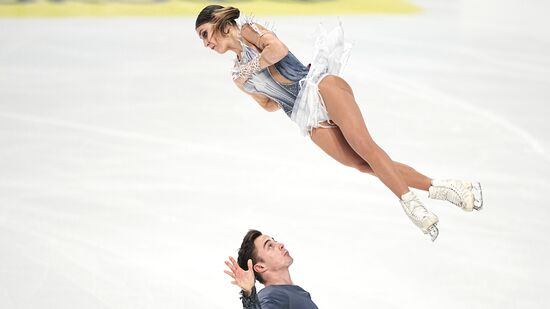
[318,75,339,91]
[319,75,353,95]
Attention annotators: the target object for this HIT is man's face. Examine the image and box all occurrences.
[253,234,293,273]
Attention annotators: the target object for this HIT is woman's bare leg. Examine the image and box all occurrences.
[310,125,432,191]
[317,75,411,198]
[393,162,432,191]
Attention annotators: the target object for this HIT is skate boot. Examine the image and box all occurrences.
[428,179,483,211]
[400,191,439,241]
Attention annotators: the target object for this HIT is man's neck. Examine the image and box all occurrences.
[264,271,293,287]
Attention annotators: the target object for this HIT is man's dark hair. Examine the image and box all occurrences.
[237,229,265,284]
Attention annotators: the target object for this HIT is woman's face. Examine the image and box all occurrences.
[196,22,234,54]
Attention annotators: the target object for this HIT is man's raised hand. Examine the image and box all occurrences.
[224,256,255,295]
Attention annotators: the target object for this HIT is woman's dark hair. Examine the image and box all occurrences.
[237,229,265,284]
[195,5,240,37]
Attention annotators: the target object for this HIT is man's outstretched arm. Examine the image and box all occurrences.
[225,257,261,308]
[240,286,289,309]
[240,286,262,309]
[225,256,290,309]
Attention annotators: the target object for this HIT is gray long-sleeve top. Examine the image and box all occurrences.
[240,285,319,309]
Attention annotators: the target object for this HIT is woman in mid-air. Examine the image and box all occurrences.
[195,5,483,241]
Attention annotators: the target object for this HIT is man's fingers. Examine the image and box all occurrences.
[224,270,235,278]
[247,259,253,271]
[229,256,239,269]
[225,260,235,271]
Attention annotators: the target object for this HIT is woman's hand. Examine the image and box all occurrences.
[241,23,288,66]
[224,256,255,295]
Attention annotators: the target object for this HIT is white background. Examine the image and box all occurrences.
[1,0,549,308]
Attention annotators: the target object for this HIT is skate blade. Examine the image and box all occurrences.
[472,182,483,211]
[427,225,439,242]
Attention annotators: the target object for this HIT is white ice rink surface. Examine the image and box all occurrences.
[1,0,550,308]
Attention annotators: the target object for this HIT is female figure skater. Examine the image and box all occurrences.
[195,5,483,241]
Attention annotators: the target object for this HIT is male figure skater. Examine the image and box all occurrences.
[224,229,319,309]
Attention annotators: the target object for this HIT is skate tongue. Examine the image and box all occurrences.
[400,191,415,202]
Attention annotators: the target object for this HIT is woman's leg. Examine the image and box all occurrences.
[311,119,440,240]
[394,162,432,191]
[310,125,432,191]
[317,75,411,198]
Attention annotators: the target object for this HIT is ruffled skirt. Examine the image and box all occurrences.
[291,21,353,136]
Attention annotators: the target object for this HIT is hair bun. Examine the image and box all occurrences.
[224,6,240,22]
[196,5,241,31]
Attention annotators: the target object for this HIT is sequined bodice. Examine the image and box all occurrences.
[232,40,310,116]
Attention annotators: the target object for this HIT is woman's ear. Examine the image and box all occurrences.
[222,23,236,37]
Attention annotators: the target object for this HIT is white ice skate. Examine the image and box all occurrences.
[400,191,439,241]
[428,179,483,211]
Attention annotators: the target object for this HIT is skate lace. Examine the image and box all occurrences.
[412,204,428,221]
[433,183,465,207]
[405,199,429,222]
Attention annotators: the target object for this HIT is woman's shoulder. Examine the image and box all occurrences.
[238,15,275,36]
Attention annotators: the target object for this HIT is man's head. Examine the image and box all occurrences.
[237,229,293,284]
